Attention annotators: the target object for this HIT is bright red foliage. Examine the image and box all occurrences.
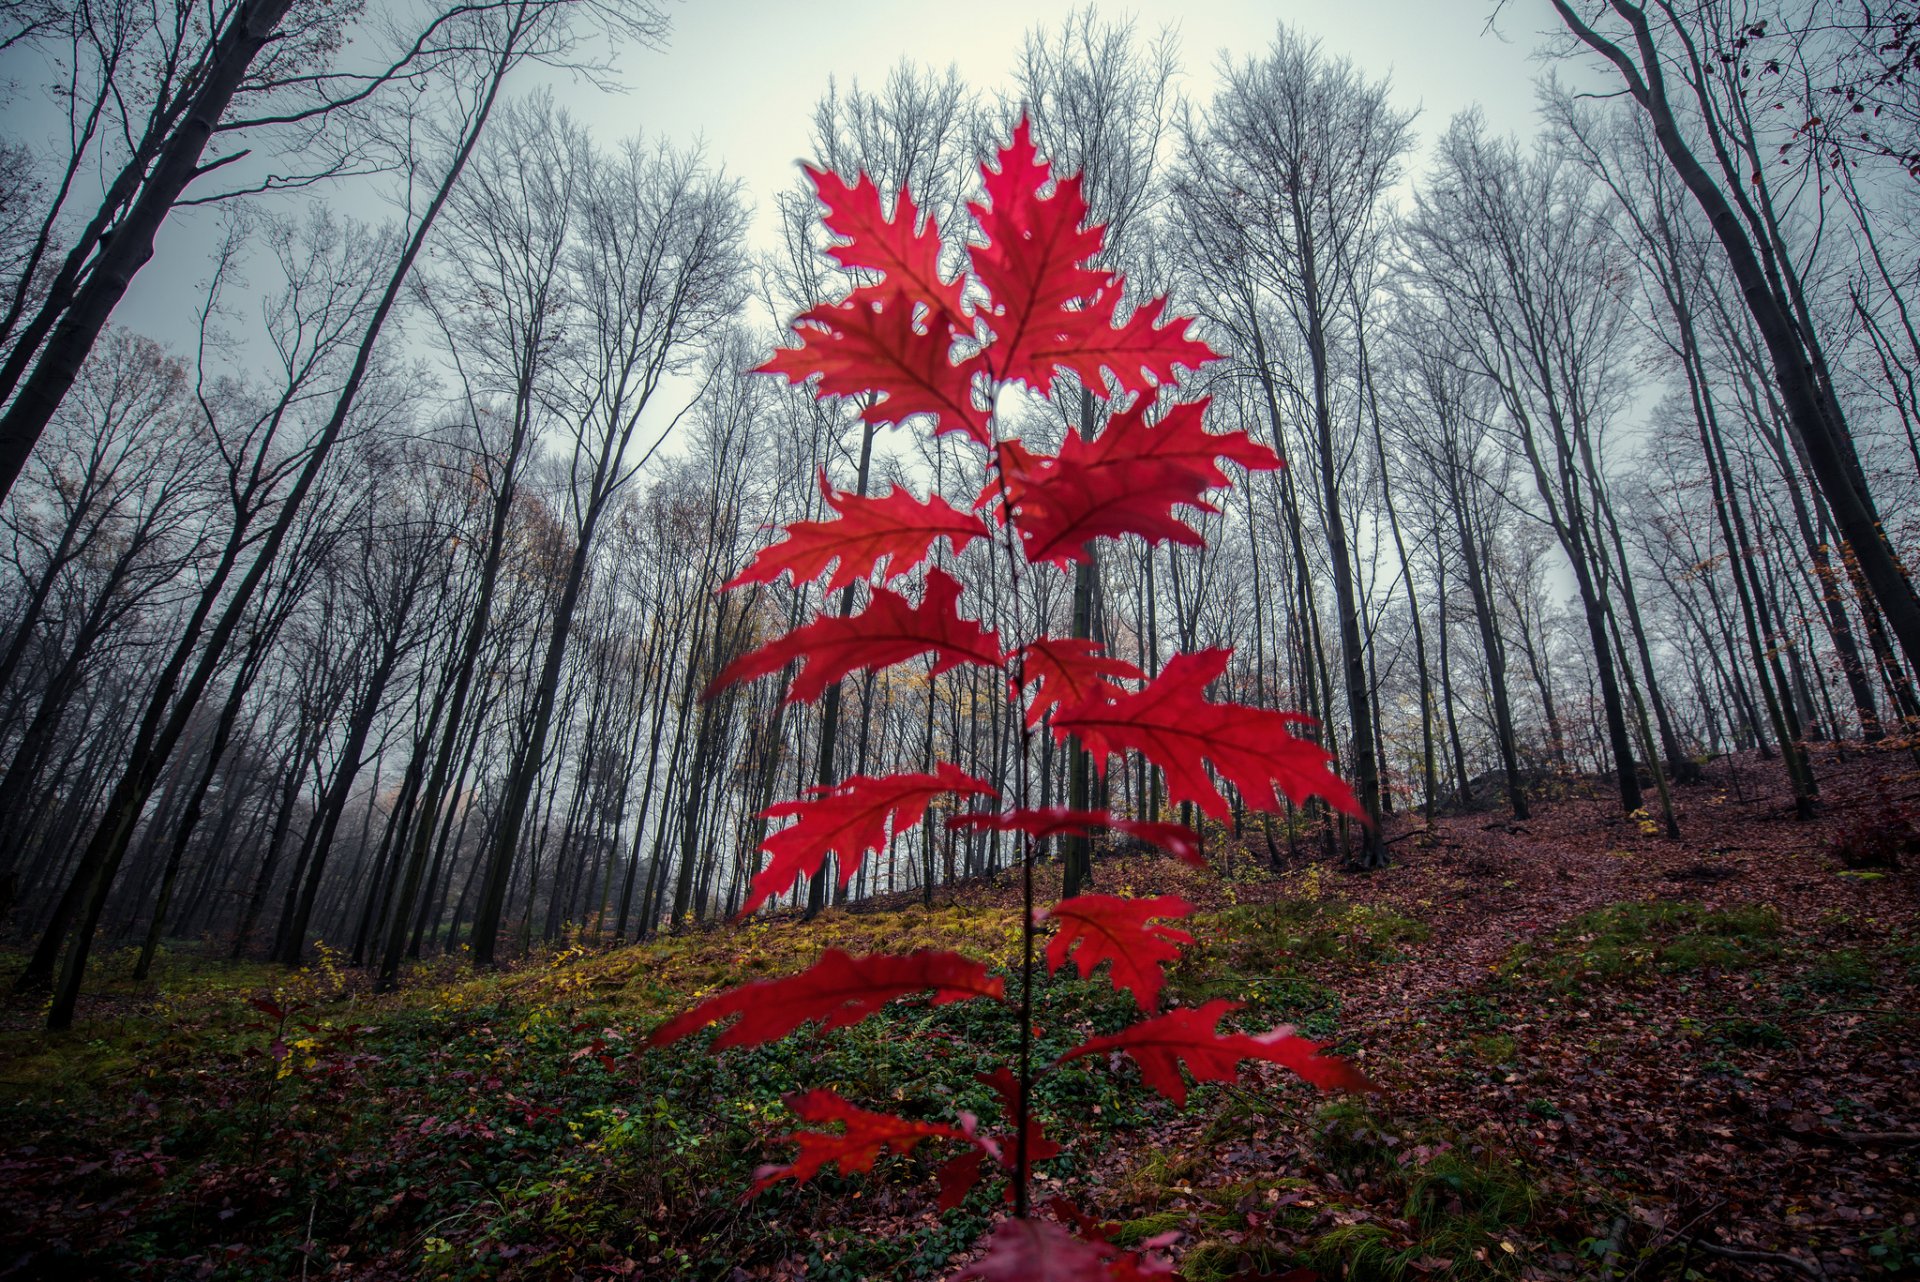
[986,398,1280,567]
[979,1065,1062,1166]
[668,115,1375,1263]
[1015,638,1142,728]
[807,167,969,329]
[934,1062,1069,1210]
[1057,999,1373,1106]
[954,1217,1172,1282]
[1024,292,1221,401]
[1052,649,1361,821]
[759,287,993,446]
[943,807,1203,868]
[968,122,1212,398]
[707,567,1001,705]
[1043,894,1194,1011]
[648,949,1003,1051]
[750,1089,972,1195]
[743,763,996,918]
[725,472,986,593]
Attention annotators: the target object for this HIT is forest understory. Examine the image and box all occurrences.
[1,743,1914,1282]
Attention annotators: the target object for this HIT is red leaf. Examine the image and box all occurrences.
[743,763,997,917]
[1231,1027,1379,1094]
[750,1089,968,1195]
[1056,1001,1251,1107]
[1043,894,1194,1011]
[760,287,992,446]
[1021,290,1222,400]
[1051,649,1358,821]
[954,1217,1169,1282]
[978,1065,1062,1165]
[725,472,987,595]
[648,949,1003,1051]
[1016,638,1141,728]
[1112,821,1207,869]
[1057,999,1371,1106]
[707,568,1001,705]
[808,167,968,330]
[969,119,1113,390]
[987,399,1280,566]
[945,808,1203,869]
[953,1219,1110,1282]
[937,1147,991,1210]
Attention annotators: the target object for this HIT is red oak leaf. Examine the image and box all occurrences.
[760,286,992,446]
[979,1065,1062,1165]
[808,167,969,329]
[1057,999,1371,1106]
[707,568,1001,705]
[1112,821,1208,869]
[1044,1200,1182,1279]
[937,1147,992,1211]
[1230,1026,1379,1094]
[648,949,1003,1051]
[1015,637,1142,728]
[968,119,1113,389]
[937,1064,1065,1209]
[725,472,987,594]
[987,398,1282,566]
[944,808,1203,869]
[1051,649,1359,821]
[743,763,997,918]
[750,1089,970,1195]
[954,1217,1170,1282]
[1042,894,1194,1011]
[1020,288,1221,399]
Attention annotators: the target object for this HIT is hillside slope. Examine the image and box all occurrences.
[2,746,1915,1281]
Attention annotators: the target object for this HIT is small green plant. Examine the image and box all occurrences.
[1807,947,1876,994]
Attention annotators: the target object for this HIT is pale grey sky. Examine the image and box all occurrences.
[548,0,1552,252]
[97,0,1567,364]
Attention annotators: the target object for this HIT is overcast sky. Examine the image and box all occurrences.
[94,1,1566,345]
[540,0,1553,240]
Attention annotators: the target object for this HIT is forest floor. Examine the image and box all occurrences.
[1,745,1916,1281]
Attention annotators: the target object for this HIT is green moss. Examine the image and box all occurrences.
[1107,1209,1189,1248]
[1404,1151,1537,1233]
[1708,1017,1792,1048]
[1509,900,1783,994]
[1194,898,1431,975]
[1180,1238,1302,1282]
[1470,1033,1517,1064]
[1807,947,1876,994]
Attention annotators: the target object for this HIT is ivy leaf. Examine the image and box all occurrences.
[760,286,992,446]
[743,763,997,918]
[707,568,1001,705]
[648,949,1003,1051]
[987,398,1280,566]
[808,166,969,329]
[1015,638,1142,728]
[750,1089,970,1195]
[1042,894,1195,1011]
[725,471,987,594]
[1057,999,1372,1106]
[945,807,1203,869]
[1051,649,1359,821]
